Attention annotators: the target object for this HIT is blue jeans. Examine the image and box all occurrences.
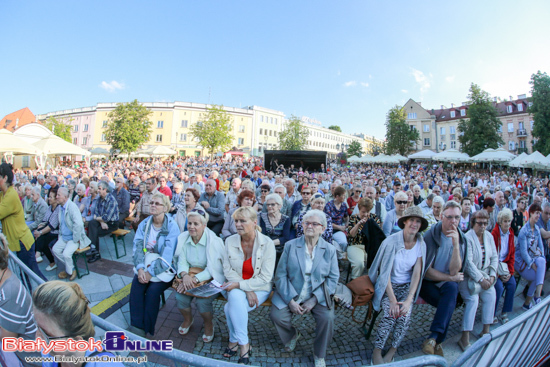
[419,281,459,344]
[494,276,516,314]
[16,241,47,284]
[129,275,171,335]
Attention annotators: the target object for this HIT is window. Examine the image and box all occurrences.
[450,134,456,141]
[450,126,456,134]
[450,110,456,118]
[440,135,445,142]
[531,120,534,130]
[423,124,430,132]
[73,125,78,132]
[274,131,277,137]
[102,120,107,128]
[451,141,456,149]
[22,156,30,167]
[83,137,88,145]
[509,141,516,150]
[410,125,416,131]
[238,138,244,145]
[440,127,446,135]
[157,121,164,128]
[460,109,466,116]
[529,102,533,108]
[261,115,264,122]
[407,112,417,119]
[275,118,278,125]
[269,130,272,136]
[239,125,245,133]
[181,120,188,128]
[73,137,78,145]
[180,133,187,141]
[497,125,502,133]
[508,122,514,132]
[101,134,106,142]
[259,128,263,135]
[518,103,523,112]
[196,121,202,127]
[519,121,525,130]
[507,105,513,113]
[424,138,430,146]
[519,140,526,149]
[156,134,163,142]
[83,124,88,132]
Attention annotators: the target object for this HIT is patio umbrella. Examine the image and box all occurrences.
[0,129,43,155]
[432,149,470,162]
[348,155,361,162]
[522,151,550,170]
[142,146,178,156]
[90,147,110,155]
[471,147,514,163]
[508,152,529,168]
[393,154,408,162]
[33,135,91,157]
[359,155,373,163]
[408,149,436,159]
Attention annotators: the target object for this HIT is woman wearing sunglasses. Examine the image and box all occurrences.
[383,191,409,237]
[129,192,180,337]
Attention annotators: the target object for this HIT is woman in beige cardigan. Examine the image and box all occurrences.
[222,206,276,365]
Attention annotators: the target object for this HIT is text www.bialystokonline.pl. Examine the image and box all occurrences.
[25,355,148,364]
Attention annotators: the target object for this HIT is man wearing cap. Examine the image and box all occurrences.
[385,180,402,212]
[420,200,467,357]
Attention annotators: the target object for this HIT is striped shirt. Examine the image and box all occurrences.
[94,193,119,223]
[0,274,36,339]
[42,205,61,235]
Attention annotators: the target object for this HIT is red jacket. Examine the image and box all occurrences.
[491,224,515,275]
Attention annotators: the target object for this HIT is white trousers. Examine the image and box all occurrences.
[459,279,496,331]
[52,238,79,274]
[224,289,270,345]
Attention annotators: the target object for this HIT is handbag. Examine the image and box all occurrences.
[345,275,375,323]
[171,267,212,298]
[322,282,334,310]
[467,278,482,295]
[133,252,176,283]
[498,262,510,277]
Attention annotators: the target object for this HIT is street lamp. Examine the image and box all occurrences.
[439,142,446,151]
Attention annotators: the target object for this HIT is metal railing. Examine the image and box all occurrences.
[8,251,242,367]
[360,355,447,367]
[451,295,550,367]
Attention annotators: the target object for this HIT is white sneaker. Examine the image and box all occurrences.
[314,356,326,367]
[36,255,43,263]
[46,264,57,271]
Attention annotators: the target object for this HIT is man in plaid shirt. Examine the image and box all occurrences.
[87,180,119,263]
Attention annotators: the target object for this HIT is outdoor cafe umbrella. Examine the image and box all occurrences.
[348,155,361,162]
[508,152,529,168]
[142,146,178,156]
[408,149,436,160]
[432,149,470,162]
[471,147,514,163]
[522,151,550,170]
[33,135,91,157]
[0,128,43,155]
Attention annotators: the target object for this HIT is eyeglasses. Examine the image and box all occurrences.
[191,209,207,217]
[443,215,461,221]
[303,221,323,228]
[261,189,269,192]
[396,201,408,205]
[355,190,362,193]
[475,221,489,226]
[266,203,278,207]
[150,201,164,206]
[301,192,312,195]
[36,324,73,344]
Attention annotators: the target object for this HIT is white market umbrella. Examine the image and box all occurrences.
[471,147,514,163]
[508,152,529,168]
[393,154,408,162]
[90,147,110,155]
[408,149,436,160]
[522,151,550,170]
[432,149,470,162]
[143,146,177,156]
[0,129,43,155]
[348,155,361,162]
[359,155,373,163]
[33,135,91,157]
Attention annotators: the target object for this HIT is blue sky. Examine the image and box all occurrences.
[2,0,549,139]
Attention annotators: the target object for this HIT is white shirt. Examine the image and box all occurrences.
[296,244,316,304]
[499,228,510,262]
[390,239,422,284]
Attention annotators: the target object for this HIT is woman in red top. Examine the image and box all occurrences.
[347,184,362,216]
[490,208,516,324]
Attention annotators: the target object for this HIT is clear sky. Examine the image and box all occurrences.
[2,0,549,139]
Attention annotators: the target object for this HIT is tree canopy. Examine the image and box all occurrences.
[278,115,310,150]
[189,104,233,156]
[530,71,550,155]
[44,116,72,143]
[384,105,419,155]
[347,140,363,157]
[105,99,153,155]
[328,125,342,132]
[458,83,503,156]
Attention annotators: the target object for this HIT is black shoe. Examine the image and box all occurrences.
[523,286,528,299]
[238,347,252,365]
[87,253,101,263]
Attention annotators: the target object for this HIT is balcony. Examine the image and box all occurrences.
[517,129,527,137]
[518,147,528,154]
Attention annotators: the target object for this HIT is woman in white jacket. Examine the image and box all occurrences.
[369,206,427,365]
[173,209,225,343]
[458,209,498,351]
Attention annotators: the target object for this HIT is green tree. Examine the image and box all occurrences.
[384,105,419,155]
[347,140,363,157]
[328,125,342,132]
[44,116,72,142]
[278,115,310,150]
[190,104,233,156]
[105,99,153,155]
[458,83,503,156]
[530,71,550,155]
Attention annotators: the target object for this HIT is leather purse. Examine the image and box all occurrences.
[498,262,510,277]
[171,267,212,298]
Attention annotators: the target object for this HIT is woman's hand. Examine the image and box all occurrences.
[389,300,400,318]
[178,274,195,292]
[33,230,40,239]
[137,269,149,284]
[500,273,511,282]
[223,282,240,292]
[532,262,538,271]
[480,278,491,290]
[245,291,259,308]
[398,299,412,317]
[301,295,318,314]
[289,299,304,315]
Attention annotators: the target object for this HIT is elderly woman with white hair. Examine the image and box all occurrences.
[130,192,180,337]
[383,191,409,237]
[73,183,87,213]
[174,209,225,342]
[490,208,516,324]
[263,184,293,217]
[296,193,333,243]
[28,186,48,232]
[22,183,34,222]
[259,193,291,258]
[221,206,276,365]
[67,178,78,201]
[425,196,444,232]
[270,209,339,367]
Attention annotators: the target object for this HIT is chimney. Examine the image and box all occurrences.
[509,96,513,102]
[451,103,454,108]
[15,118,19,129]
[493,97,497,102]
[518,94,527,99]
[441,105,444,110]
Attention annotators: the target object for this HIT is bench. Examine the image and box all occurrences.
[110,229,130,259]
[72,246,91,279]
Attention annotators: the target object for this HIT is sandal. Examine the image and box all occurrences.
[178,318,194,335]
[457,339,470,352]
[223,344,238,358]
[202,328,215,343]
[238,346,252,365]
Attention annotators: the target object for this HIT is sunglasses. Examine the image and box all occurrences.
[191,208,206,217]
[396,201,408,205]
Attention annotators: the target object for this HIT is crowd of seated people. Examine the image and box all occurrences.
[2,158,550,367]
